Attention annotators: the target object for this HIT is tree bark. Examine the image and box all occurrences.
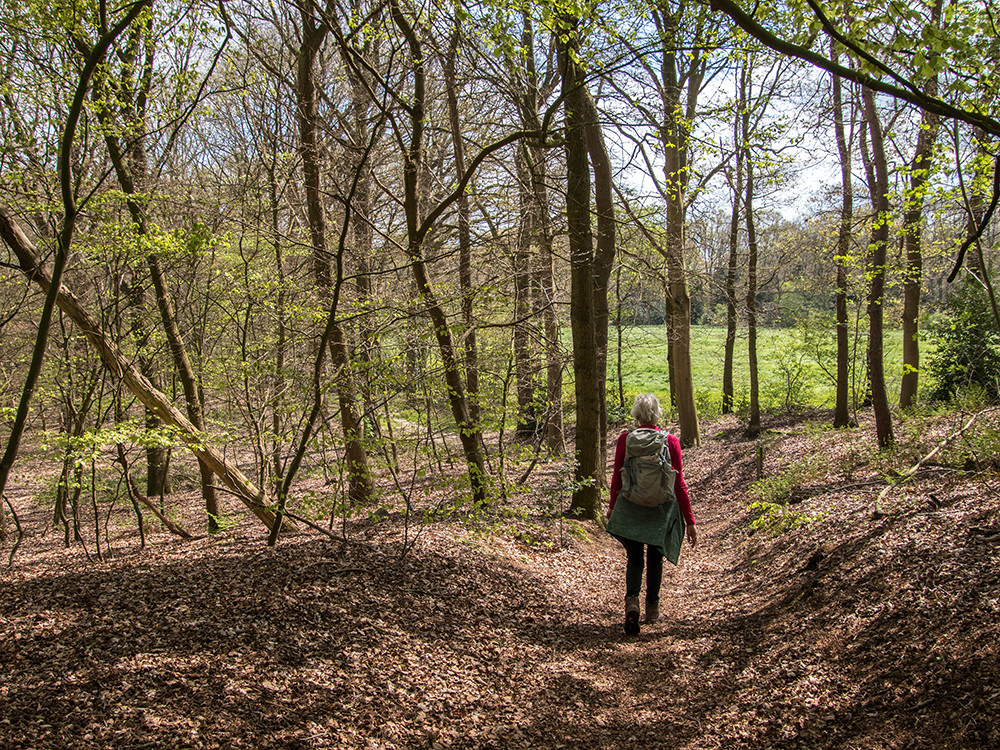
[899,104,939,409]
[444,24,481,426]
[830,41,854,428]
[518,11,564,452]
[295,0,372,509]
[559,15,602,520]
[584,85,616,452]
[390,0,488,504]
[514,148,541,433]
[899,0,942,410]
[722,65,744,416]
[745,157,761,437]
[861,86,895,448]
[655,5,702,447]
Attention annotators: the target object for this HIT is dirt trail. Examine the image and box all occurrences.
[2,421,998,749]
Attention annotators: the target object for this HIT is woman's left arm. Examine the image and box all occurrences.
[607,432,628,517]
[668,434,696,528]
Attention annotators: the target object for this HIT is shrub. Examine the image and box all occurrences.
[926,280,1000,404]
[747,501,823,536]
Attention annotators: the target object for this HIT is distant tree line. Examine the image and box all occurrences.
[0,0,998,543]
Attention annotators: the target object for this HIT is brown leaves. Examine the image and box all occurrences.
[2,412,1000,748]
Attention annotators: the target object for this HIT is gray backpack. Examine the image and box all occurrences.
[620,428,677,508]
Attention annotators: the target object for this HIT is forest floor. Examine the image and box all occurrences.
[1,410,999,749]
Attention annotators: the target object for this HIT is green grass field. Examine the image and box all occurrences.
[604,324,910,418]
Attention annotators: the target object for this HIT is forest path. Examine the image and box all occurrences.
[4,420,996,749]
[504,437,765,749]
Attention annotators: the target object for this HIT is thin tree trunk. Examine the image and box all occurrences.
[830,43,854,428]
[745,157,761,437]
[861,86,895,448]
[656,6,702,447]
[514,149,540,433]
[899,104,939,409]
[445,25,481,427]
[559,14,601,520]
[722,72,744,415]
[390,0,488,504]
[518,10,564,453]
[900,0,942,410]
[341,7,379,430]
[583,87,616,449]
[266,161,288,487]
[296,2,372,509]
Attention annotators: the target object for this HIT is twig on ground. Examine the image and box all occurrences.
[874,408,999,516]
[116,445,193,539]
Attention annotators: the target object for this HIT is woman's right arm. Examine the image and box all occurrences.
[607,432,627,517]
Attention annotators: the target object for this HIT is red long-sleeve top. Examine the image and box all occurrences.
[608,426,695,526]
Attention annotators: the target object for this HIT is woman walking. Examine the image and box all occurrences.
[606,393,697,635]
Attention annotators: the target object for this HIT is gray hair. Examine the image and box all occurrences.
[631,393,663,426]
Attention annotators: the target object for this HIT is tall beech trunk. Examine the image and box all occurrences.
[861,86,895,448]
[390,0,487,504]
[722,67,745,415]
[745,157,761,437]
[518,11,564,452]
[340,6,380,429]
[267,161,289,487]
[0,209,291,532]
[559,15,602,520]
[899,100,940,409]
[514,149,540,433]
[654,5,704,447]
[296,1,372,509]
[444,26,480,425]
[830,44,854,428]
[583,87,616,451]
[900,0,942,410]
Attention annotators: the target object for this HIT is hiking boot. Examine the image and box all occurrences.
[624,596,640,635]
[645,600,660,624]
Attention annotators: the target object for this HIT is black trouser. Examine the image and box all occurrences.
[613,535,663,603]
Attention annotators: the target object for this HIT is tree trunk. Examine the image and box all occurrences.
[861,86,895,448]
[514,149,540,433]
[583,87,616,449]
[656,6,702,447]
[340,8,380,432]
[124,276,171,495]
[745,157,761,437]
[899,103,940,409]
[830,44,854,428]
[390,0,488,504]
[899,0,942,410]
[559,15,602,520]
[147,254,221,529]
[518,10,564,453]
[445,26,481,426]
[722,71,744,415]
[296,2,372,507]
